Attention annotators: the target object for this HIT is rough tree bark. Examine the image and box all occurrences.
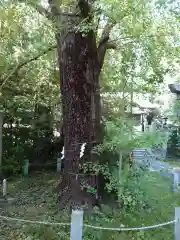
[48,0,115,208]
[56,30,95,208]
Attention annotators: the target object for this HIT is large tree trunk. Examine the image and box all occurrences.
[56,29,99,208]
[47,0,114,209]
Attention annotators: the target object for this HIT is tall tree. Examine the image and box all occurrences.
[1,0,179,208]
[47,0,117,208]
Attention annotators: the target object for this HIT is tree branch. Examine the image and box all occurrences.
[0,45,56,89]
[32,3,53,21]
[48,0,61,17]
[78,0,91,18]
[99,21,115,45]
[17,45,56,69]
[19,0,78,21]
[106,36,134,50]
[106,42,117,49]
[18,0,54,21]
[98,20,115,70]
[97,7,133,70]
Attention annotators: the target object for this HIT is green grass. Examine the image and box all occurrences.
[84,171,178,240]
[0,171,179,239]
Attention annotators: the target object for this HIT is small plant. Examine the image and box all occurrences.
[80,162,118,193]
[86,186,97,194]
[119,167,149,211]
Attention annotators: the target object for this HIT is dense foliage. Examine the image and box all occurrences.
[0,0,179,215]
[0,0,180,239]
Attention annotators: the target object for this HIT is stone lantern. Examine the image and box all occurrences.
[169,83,180,116]
[0,111,3,172]
[169,83,180,99]
[168,83,180,156]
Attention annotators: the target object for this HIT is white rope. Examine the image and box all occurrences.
[0,215,70,226]
[84,220,175,231]
[0,215,175,231]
